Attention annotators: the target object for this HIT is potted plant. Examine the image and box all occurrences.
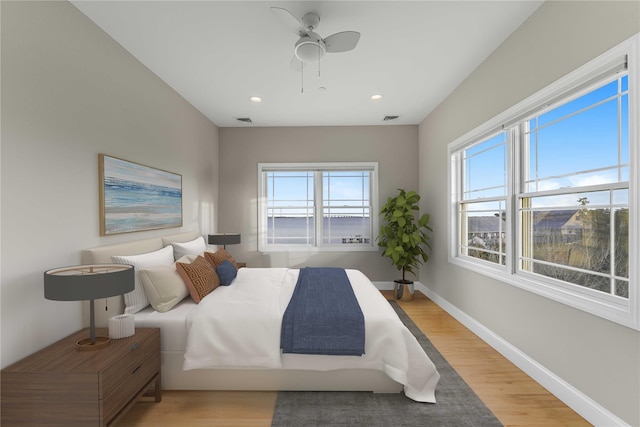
[377,189,432,300]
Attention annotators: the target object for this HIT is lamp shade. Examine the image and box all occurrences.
[208,233,241,246]
[44,264,134,351]
[44,264,134,301]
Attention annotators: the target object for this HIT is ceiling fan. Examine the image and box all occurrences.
[270,7,361,71]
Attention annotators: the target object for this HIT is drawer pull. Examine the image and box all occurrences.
[132,365,141,374]
[130,342,141,351]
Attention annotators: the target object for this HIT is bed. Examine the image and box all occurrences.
[82,231,440,402]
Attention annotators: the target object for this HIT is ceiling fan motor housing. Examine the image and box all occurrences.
[301,12,320,32]
[294,31,326,63]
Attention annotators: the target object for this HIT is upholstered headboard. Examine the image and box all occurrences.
[82,230,201,326]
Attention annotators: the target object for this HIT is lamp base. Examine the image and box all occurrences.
[76,336,110,351]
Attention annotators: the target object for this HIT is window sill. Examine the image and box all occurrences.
[449,255,638,331]
[259,245,380,253]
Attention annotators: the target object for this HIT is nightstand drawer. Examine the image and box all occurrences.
[102,353,160,422]
[101,330,160,398]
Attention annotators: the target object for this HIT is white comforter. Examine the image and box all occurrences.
[183,268,440,402]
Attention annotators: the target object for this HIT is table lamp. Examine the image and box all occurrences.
[44,264,134,351]
[208,233,241,249]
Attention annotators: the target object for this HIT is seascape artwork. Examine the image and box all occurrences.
[100,154,182,235]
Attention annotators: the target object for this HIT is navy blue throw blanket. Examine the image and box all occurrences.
[281,267,365,356]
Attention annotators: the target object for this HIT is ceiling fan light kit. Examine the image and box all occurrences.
[295,33,326,63]
[270,7,360,69]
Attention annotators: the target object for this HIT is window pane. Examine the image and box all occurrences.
[460,200,506,265]
[520,190,630,297]
[621,93,629,165]
[463,132,507,200]
[322,171,371,245]
[265,171,314,245]
[526,75,628,192]
[531,208,610,274]
[267,171,313,207]
[613,189,629,205]
[614,208,629,279]
[323,171,370,206]
[616,279,629,298]
[529,100,620,189]
[323,213,371,245]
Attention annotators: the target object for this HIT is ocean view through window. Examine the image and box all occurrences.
[258,163,378,251]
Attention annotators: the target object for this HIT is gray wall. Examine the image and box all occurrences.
[218,125,419,281]
[418,1,640,425]
[1,1,219,367]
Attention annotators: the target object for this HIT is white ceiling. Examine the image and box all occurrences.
[71,1,543,127]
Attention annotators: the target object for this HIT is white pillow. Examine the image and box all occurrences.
[139,255,195,313]
[112,245,175,314]
[171,236,207,260]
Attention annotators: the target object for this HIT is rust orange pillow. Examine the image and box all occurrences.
[176,256,220,303]
[204,248,238,269]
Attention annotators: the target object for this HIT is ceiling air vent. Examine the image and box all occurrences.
[383,115,399,121]
[236,117,252,124]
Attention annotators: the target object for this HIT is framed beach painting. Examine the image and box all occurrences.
[99,154,183,235]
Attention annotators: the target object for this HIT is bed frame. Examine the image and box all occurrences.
[82,231,403,393]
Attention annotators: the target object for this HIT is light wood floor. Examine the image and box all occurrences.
[119,291,591,427]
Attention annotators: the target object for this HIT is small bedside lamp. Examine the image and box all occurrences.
[44,264,134,351]
[208,233,241,249]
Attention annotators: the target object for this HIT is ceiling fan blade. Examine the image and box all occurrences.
[324,31,360,53]
[289,56,303,71]
[270,7,301,35]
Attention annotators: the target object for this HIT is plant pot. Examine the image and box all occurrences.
[394,280,414,301]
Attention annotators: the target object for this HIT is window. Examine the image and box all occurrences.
[519,75,629,299]
[459,131,509,266]
[258,162,379,251]
[449,34,638,329]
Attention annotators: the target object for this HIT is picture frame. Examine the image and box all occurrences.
[99,154,183,235]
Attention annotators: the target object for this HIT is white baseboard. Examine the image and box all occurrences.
[414,282,629,427]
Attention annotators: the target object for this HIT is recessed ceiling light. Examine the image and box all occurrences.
[371,94,383,101]
[250,96,262,103]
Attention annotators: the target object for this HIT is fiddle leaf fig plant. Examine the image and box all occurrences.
[377,189,432,283]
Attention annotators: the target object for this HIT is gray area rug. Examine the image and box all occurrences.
[271,300,503,427]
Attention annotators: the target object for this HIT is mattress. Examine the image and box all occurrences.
[134,298,196,352]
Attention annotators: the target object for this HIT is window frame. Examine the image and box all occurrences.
[457,128,512,268]
[447,34,639,330]
[258,162,379,253]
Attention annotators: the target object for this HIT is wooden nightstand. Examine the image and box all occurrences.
[1,327,161,426]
